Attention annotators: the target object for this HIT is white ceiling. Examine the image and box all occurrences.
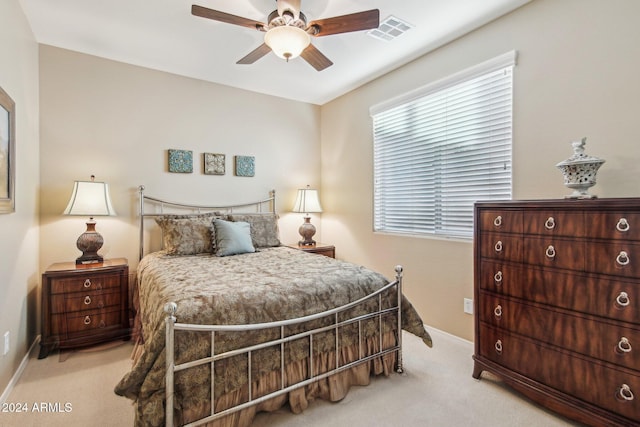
[19,0,530,105]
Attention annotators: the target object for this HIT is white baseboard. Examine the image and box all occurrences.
[0,335,40,405]
[424,324,473,346]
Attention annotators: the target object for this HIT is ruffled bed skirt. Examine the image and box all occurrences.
[131,331,398,426]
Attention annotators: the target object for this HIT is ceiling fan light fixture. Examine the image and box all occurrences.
[264,26,310,61]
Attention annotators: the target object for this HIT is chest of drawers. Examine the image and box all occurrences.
[473,199,640,426]
[39,258,130,359]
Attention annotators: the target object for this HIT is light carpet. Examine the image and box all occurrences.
[0,328,582,426]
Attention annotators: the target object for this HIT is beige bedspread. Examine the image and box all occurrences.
[114,246,432,426]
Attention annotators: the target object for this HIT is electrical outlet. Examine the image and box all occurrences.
[3,331,9,355]
[463,298,473,315]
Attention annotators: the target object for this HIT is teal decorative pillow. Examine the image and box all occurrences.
[213,219,256,257]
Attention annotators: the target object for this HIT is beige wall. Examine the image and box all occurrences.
[320,0,640,340]
[0,1,40,395]
[38,46,322,275]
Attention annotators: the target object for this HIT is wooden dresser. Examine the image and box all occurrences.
[39,258,130,359]
[473,199,640,426]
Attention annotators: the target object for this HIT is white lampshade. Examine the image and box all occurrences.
[64,180,116,217]
[264,26,310,60]
[292,186,322,214]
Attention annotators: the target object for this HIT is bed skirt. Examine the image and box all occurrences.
[131,331,398,427]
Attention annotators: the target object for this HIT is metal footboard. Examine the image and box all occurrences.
[164,266,404,427]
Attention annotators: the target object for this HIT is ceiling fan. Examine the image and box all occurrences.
[192,0,380,71]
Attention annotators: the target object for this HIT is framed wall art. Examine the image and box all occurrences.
[203,153,225,175]
[234,155,255,177]
[168,149,193,173]
[0,85,15,214]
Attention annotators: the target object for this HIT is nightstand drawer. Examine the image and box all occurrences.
[50,273,122,294]
[50,290,121,314]
[51,308,122,336]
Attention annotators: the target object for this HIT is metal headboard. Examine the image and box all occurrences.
[138,185,276,261]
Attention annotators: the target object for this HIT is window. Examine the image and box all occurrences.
[371,51,516,239]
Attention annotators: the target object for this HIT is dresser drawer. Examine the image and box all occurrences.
[478,294,640,371]
[522,236,585,270]
[479,233,522,262]
[522,210,585,237]
[50,290,121,314]
[479,260,639,323]
[50,273,122,294]
[588,212,640,241]
[478,210,522,234]
[478,324,640,423]
[585,241,640,278]
[50,308,122,336]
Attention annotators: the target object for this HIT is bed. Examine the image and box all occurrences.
[114,186,432,427]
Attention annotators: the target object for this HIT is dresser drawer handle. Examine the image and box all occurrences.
[616,218,630,232]
[545,245,556,259]
[616,251,630,266]
[494,241,503,253]
[618,337,632,353]
[616,292,630,307]
[83,279,91,288]
[84,296,92,305]
[619,384,634,401]
[99,320,106,329]
[83,315,91,325]
[494,271,503,284]
[494,340,503,354]
[493,216,502,227]
[494,305,503,318]
[544,216,556,230]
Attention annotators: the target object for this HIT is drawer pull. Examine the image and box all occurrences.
[616,217,630,232]
[618,337,632,353]
[619,384,634,401]
[494,305,503,318]
[493,216,502,227]
[83,315,91,325]
[616,251,630,266]
[544,216,556,230]
[616,292,630,307]
[99,320,106,329]
[83,279,91,288]
[494,340,503,354]
[84,296,92,305]
[494,241,503,253]
[545,245,556,259]
[494,271,503,284]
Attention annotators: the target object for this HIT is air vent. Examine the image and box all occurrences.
[367,15,413,41]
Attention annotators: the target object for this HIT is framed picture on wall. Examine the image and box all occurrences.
[0,85,15,214]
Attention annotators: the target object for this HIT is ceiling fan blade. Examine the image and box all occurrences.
[308,9,379,36]
[237,43,272,65]
[300,44,333,71]
[192,4,266,31]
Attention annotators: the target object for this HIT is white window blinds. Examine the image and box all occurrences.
[371,51,515,239]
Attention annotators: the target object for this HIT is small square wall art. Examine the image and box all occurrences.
[168,149,193,173]
[203,153,225,175]
[235,155,255,177]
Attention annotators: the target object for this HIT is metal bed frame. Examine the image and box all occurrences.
[137,186,404,427]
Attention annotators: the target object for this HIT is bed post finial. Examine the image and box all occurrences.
[164,302,178,321]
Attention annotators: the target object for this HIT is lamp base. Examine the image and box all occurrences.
[298,216,317,246]
[75,219,105,265]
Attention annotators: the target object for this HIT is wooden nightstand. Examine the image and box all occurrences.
[39,258,130,359]
[287,243,335,258]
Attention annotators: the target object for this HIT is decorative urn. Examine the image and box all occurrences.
[556,137,605,199]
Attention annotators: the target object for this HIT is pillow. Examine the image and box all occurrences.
[213,219,256,257]
[155,212,223,255]
[227,213,281,248]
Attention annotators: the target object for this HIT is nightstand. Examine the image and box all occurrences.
[287,243,335,258]
[39,258,130,359]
